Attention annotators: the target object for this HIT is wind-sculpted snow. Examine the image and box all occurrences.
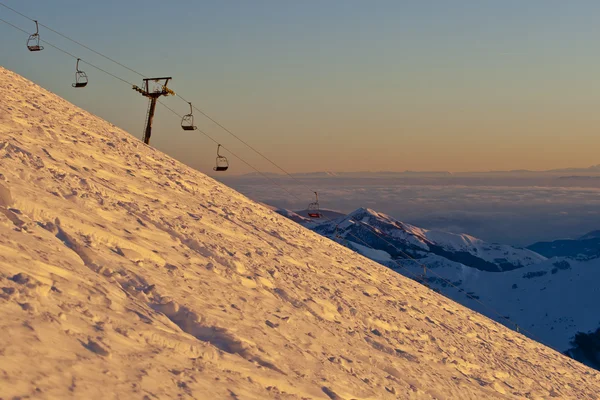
[1,66,600,399]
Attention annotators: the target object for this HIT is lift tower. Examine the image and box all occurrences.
[132,77,174,144]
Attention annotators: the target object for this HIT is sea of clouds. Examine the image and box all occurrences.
[219,174,600,247]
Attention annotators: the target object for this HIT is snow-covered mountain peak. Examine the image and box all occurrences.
[347,207,398,223]
[313,207,545,272]
[349,207,381,218]
[343,208,428,239]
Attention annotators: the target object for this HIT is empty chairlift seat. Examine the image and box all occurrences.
[213,144,229,172]
[72,59,88,88]
[26,20,44,52]
[307,192,322,218]
[181,102,197,131]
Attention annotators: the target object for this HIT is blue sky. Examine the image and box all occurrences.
[2,1,600,173]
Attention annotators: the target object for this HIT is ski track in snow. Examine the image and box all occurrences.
[1,66,600,399]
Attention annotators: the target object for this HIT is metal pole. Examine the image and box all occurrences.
[144,97,158,144]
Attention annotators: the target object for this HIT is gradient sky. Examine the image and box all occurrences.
[2,1,600,174]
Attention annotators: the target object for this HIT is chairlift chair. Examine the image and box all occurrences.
[72,59,88,88]
[181,102,197,131]
[307,192,322,218]
[26,20,44,52]
[213,144,229,172]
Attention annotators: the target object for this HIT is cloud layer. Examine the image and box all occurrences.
[220,175,600,246]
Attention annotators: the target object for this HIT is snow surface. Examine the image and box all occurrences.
[418,255,600,352]
[1,66,600,399]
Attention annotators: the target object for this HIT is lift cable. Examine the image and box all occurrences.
[0,16,299,201]
[156,101,301,200]
[174,94,313,191]
[0,17,135,87]
[0,1,146,79]
[0,1,316,193]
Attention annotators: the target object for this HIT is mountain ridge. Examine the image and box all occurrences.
[528,230,600,260]
[305,207,545,272]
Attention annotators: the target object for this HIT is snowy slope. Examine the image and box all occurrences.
[314,208,545,272]
[385,254,600,353]
[1,66,600,399]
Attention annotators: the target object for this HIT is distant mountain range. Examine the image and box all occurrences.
[487,165,600,174]
[274,205,600,370]
[237,165,600,178]
[528,232,600,260]
[240,171,454,178]
[548,165,600,173]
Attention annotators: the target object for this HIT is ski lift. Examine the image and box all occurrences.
[213,144,229,172]
[181,102,196,131]
[72,59,88,88]
[27,20,44,52]
[307,192,322,218]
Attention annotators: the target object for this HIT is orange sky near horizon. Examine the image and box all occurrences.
[2,1,600,174]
